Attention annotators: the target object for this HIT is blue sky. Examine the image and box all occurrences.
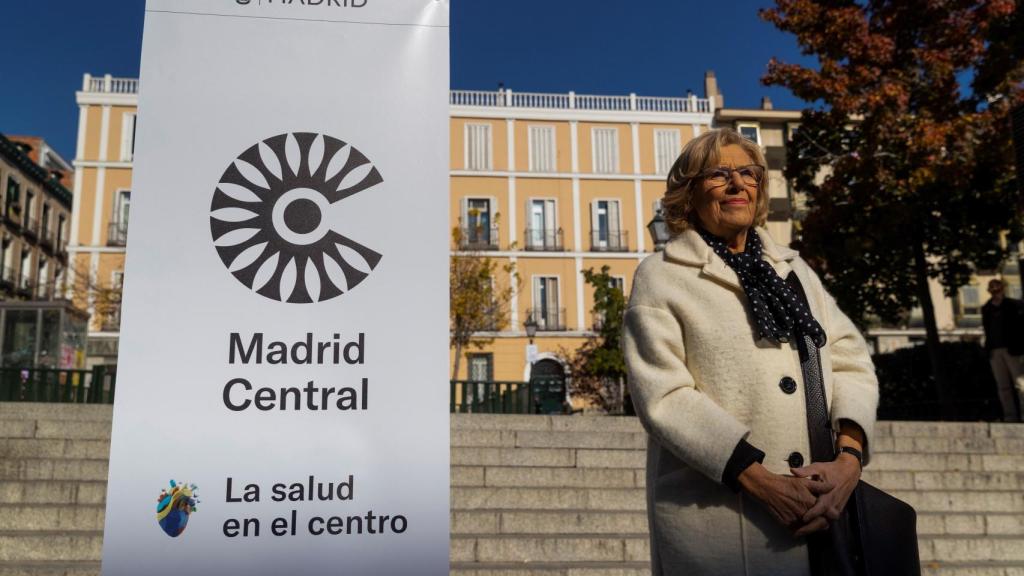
[1,0,814,161]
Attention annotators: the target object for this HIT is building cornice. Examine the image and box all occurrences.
[0,133,74,208]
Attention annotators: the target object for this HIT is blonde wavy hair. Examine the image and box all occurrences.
[662,128,770,236]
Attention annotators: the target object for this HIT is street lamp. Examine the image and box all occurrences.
[647,209,670,252]
[523,315,538,344]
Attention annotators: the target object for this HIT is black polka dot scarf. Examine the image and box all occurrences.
[696,226,827,348]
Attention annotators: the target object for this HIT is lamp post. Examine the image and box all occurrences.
[523,315,538,345]
[647,209,670,252]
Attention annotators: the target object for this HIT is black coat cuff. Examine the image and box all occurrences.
[721,439,766,493]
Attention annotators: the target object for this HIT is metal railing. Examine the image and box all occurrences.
[0,366,116,404]
[108,221,129,246]
[450,89,712,114]
[590,230,630,252]
[459,225,499,251]
[450,377,567,414]
[22,217,39,239]
[525,307,567,331]
[523,228,564,251]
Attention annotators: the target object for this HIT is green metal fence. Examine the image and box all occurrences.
[450,378,566,414]
[0,366,117,404]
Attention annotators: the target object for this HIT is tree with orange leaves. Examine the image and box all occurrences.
[761,0,1024,411]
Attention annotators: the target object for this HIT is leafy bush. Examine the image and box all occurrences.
[873,341,1002,421]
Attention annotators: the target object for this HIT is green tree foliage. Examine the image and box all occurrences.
[449,223,519,379]
[761,0,1024,408]
[561,265,628,412]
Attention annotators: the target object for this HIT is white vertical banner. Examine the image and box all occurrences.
[101,1,450,574]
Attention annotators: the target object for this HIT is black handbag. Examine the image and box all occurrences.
[786,272,921,576]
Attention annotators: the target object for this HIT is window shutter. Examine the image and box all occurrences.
[121,114,136,162]
[466,124,492,171]
[654,129,680,175]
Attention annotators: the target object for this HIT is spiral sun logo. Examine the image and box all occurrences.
[210,133,383,303]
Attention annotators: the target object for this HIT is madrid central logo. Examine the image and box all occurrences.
[209,133,383,303]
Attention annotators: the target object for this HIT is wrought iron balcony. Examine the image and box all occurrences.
[108,221,129,247]
[523,228,564,252]
[22,218,38,240]
[590,230,630,252]
[525,307,567,332]
[458,225,499,251]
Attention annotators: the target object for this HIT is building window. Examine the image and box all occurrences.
[737,123,761,145]
[528,125,556,173]
[41,204,51,240]
[23,190,34,227]
[530,276,563,330]
[110,190,131,246]
[465,123,493,171]
[37,256,49,298]
[5,177,19,218]
[591,199,625,251]
[609,276,625,293]
[654,129,681,175]
[959,285,982,317]
[467,353,494,382]
[592,127,619,174]
[526,198,561,251]
[462,198,496,250]
[57,214,65,250]
[121,113,137,162]
[19,246,31,290]
[1,239,12,285]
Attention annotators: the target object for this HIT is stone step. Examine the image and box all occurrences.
[452,510,649,536]
[922,561,1024,575]
[0,504,105,531]
[453,465,1024,492]
[0,404,112,422]
[0,481,106,506]
[451,447,1024,473]
[451,534,648,564]
[0,532,102,563]
[0,440,110,461]
[449,562,651,576]
[892,491,1024,513]
[452,488,645,512]
[451,509,1024,538]
[0,562,101,576]
[919,536,1024,563]
[0,459,109,482]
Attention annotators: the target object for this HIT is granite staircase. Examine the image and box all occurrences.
[1,403,1023,575]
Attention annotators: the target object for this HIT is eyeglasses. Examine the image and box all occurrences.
[702,164,765,188]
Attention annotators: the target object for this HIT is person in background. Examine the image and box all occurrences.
[982,278,1024,422]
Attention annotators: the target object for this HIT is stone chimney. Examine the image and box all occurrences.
[761,96,773,110]
[704,70,724,109]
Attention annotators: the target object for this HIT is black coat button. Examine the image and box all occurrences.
[787,451,804,468]
[779,377,797,394]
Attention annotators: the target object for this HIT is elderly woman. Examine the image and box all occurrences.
[623,128,879,575]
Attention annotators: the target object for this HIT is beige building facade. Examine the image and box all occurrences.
[71,74,137,367]
[72,72,1002,380]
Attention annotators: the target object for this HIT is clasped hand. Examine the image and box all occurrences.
[738,455,861,537]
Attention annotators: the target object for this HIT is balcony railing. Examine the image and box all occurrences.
[38,226,54,251]
[525,307,567,332]
[524,228,564,252]
[0,266,16,290]
[3,204,21,228]
[450,89,713,114]
[84,74,138,94]
[458,225,499,251]
[108,221,129,247]
[590,230,630,252]
[22,218,38,240]
[101,305,122,332]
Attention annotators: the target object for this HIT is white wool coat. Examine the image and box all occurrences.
[622,227,879,576]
